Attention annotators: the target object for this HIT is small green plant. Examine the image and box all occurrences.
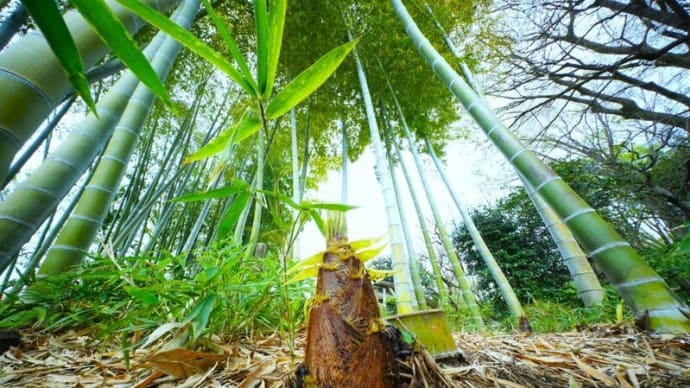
[0,240,310,350]
[496,288,630,333]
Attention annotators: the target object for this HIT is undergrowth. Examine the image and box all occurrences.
[0,240,309,351]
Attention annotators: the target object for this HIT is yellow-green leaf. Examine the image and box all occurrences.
[288,250,324,274]
[357,244,387,263]
[172,179,250,202]
[233,115,262,143]
[183,111,260,164]
[287,265,320,283]
[366,268,398,282]
[350,234,388,252]
[265,39,358,119]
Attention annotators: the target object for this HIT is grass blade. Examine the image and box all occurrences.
[254,0,268,95]
[71,0,172,108]
[117,0,254,94]
[265,39,358,120]
[22,0,96,114]
[264,0,286,99]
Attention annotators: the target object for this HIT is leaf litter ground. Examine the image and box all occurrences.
[0,324,688,387]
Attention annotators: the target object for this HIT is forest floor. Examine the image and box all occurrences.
[0,324,688,387]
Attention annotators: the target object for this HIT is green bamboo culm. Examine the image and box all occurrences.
[427,6,605,309]
[519,174,605,306]
[391,0,690,333]
[0,30,169,275]
[388,88,483,328]
[393,137,449,308]
[38,0,201,276]
[448,50,604,308]
[425,139,526,322]
[0,0,180,186]
[381,112,425,310]
[349,29,416,314]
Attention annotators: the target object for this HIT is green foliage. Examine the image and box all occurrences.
[0,241,309,348]
[119,0,256,94]
[280,0,485,161]
[453,196,577,310]
[265,39,358,120]
[454,155,690,316]
[505,294,629,334]
[552,146,690,245]
[641,240,690,305]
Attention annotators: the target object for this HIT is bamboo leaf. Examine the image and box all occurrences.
[172,179,250,202]
[187,293,217,340]
[254,0,268,94]
[264,0,286,99]
[357,244,387,263]
[287,265,320,283]
[200,0,256,93]
[310,209,326,237]
[233,115,262,143]
[183,112,259,164]
[350,234,388,251]
[183,127,236,165]
[366,268,398,282]
[265,39,359,119]
[116,0,255,94]
[22,0,96,114]
[140,322,183,349]
[257,190,305,212]
[301,201,357,212]
[216,192,252,241]
[124,286,159,305]
[70,0,172,108]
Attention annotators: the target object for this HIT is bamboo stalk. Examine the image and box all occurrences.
[36,0,200,275]
[392,0,690,333]
[0,30,169,274]
[425,139,526,322]
[0,0,180,185]
[350,34,415,314]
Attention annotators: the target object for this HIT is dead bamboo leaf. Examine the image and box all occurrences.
[571,353,616,386]
[616,370,634,388]
[492,376,528,387]
[238,359,276,388]
[140,349,227,379]
[517,354,571,365]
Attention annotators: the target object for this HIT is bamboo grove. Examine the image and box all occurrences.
[0,1,688,375]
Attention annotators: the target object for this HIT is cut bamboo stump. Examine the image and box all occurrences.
[386,309,459,359]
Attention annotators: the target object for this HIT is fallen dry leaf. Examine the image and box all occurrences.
[140,348,228,379]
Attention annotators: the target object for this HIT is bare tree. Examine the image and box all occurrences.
[490,0,690,238]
